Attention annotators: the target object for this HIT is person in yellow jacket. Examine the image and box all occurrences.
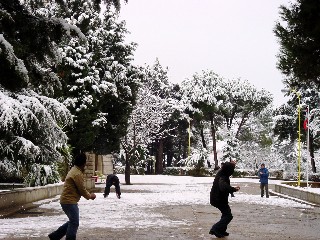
[48,153,96,240]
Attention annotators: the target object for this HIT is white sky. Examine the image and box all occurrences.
[0,174,316,239]
[119,0,291,107]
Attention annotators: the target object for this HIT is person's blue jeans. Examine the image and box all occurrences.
[211,203,233,233]
[48,204,79,240]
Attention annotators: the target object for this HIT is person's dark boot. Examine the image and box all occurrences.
[209,229,224,238]
[223,231,229,236]
[48,233,60,240]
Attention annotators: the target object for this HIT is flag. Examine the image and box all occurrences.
[303,107,309,131]
[303,119,308,130]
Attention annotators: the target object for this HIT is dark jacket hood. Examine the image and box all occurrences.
[220,162,235,176]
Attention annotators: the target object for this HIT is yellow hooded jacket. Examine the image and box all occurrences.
[60,166,91,204]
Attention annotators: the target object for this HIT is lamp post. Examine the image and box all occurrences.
[281,89,301,187]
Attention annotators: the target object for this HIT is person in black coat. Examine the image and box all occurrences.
[209,161,240,238]
[104,174,121,199]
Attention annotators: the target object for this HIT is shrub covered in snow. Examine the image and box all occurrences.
[0,158,23,183]
[114,165,145,175]
[24,164,60,187]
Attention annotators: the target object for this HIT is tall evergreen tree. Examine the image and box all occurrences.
[274,0,320,88]
[44,1,139,154]
[0,0,74,183]
[274,0,320,173]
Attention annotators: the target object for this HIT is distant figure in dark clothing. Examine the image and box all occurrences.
[104,174,121,199]
[209,161,240,238]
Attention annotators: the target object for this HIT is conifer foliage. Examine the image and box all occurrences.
[0,0,73,183]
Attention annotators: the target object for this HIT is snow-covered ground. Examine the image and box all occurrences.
[0,174,317,239]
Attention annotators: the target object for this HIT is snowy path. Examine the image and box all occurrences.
[0,175,318,239]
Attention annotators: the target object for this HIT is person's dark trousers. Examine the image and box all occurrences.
[211,203,233,234]
[260,183,269,197]
[104,183,112,196]
[115,183,121,197]
[48,204,79,240]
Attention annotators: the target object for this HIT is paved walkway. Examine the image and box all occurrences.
[1,180,320,239]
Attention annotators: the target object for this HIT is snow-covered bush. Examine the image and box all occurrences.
[269,169,284,179]
[0,158,23,183]
[24,164,60,187]
[232,169,256,178]
[162,167,182,175]
[179,148,208,168]
[114,165,145,175]
[310,173,320,182]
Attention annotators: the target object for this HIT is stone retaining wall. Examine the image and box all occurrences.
[0,178,95,211]
[274,183,320,205]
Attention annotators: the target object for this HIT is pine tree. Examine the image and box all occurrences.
[274,0,320,88]
[0,0,75,184]
[44,1,139,154]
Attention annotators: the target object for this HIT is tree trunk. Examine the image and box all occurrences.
[200,126,211,168]
[167,151,173,167]
[125,155,131,184]
[200,126,207,149]
[155,138,164,174]
[210,117,218,169]
[235,115,247,139]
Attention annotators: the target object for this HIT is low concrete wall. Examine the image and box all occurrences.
[0,183,63,210]
[0,178,95,211]
[275,183,320,205]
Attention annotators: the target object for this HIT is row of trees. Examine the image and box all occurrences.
[2,0,320,185]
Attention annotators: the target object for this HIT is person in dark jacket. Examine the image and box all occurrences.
[258,163,269,198]
[209,161,240,238]
[104,174,121,199]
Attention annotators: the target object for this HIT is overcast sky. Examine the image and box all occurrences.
[118,0,291,107]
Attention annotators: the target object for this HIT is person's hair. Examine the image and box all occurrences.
[74,153,87,167]
[261,163,265,167]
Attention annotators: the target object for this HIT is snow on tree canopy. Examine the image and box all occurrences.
[0,34,29,83]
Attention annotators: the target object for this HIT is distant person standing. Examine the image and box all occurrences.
[209,161,240,238]
[48,153,96,240]
[258,163,269,198]
[104,174,121,199]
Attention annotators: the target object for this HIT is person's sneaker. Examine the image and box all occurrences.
[223,231,229,236]
[116,194,121,199]
[209,229,224,238]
